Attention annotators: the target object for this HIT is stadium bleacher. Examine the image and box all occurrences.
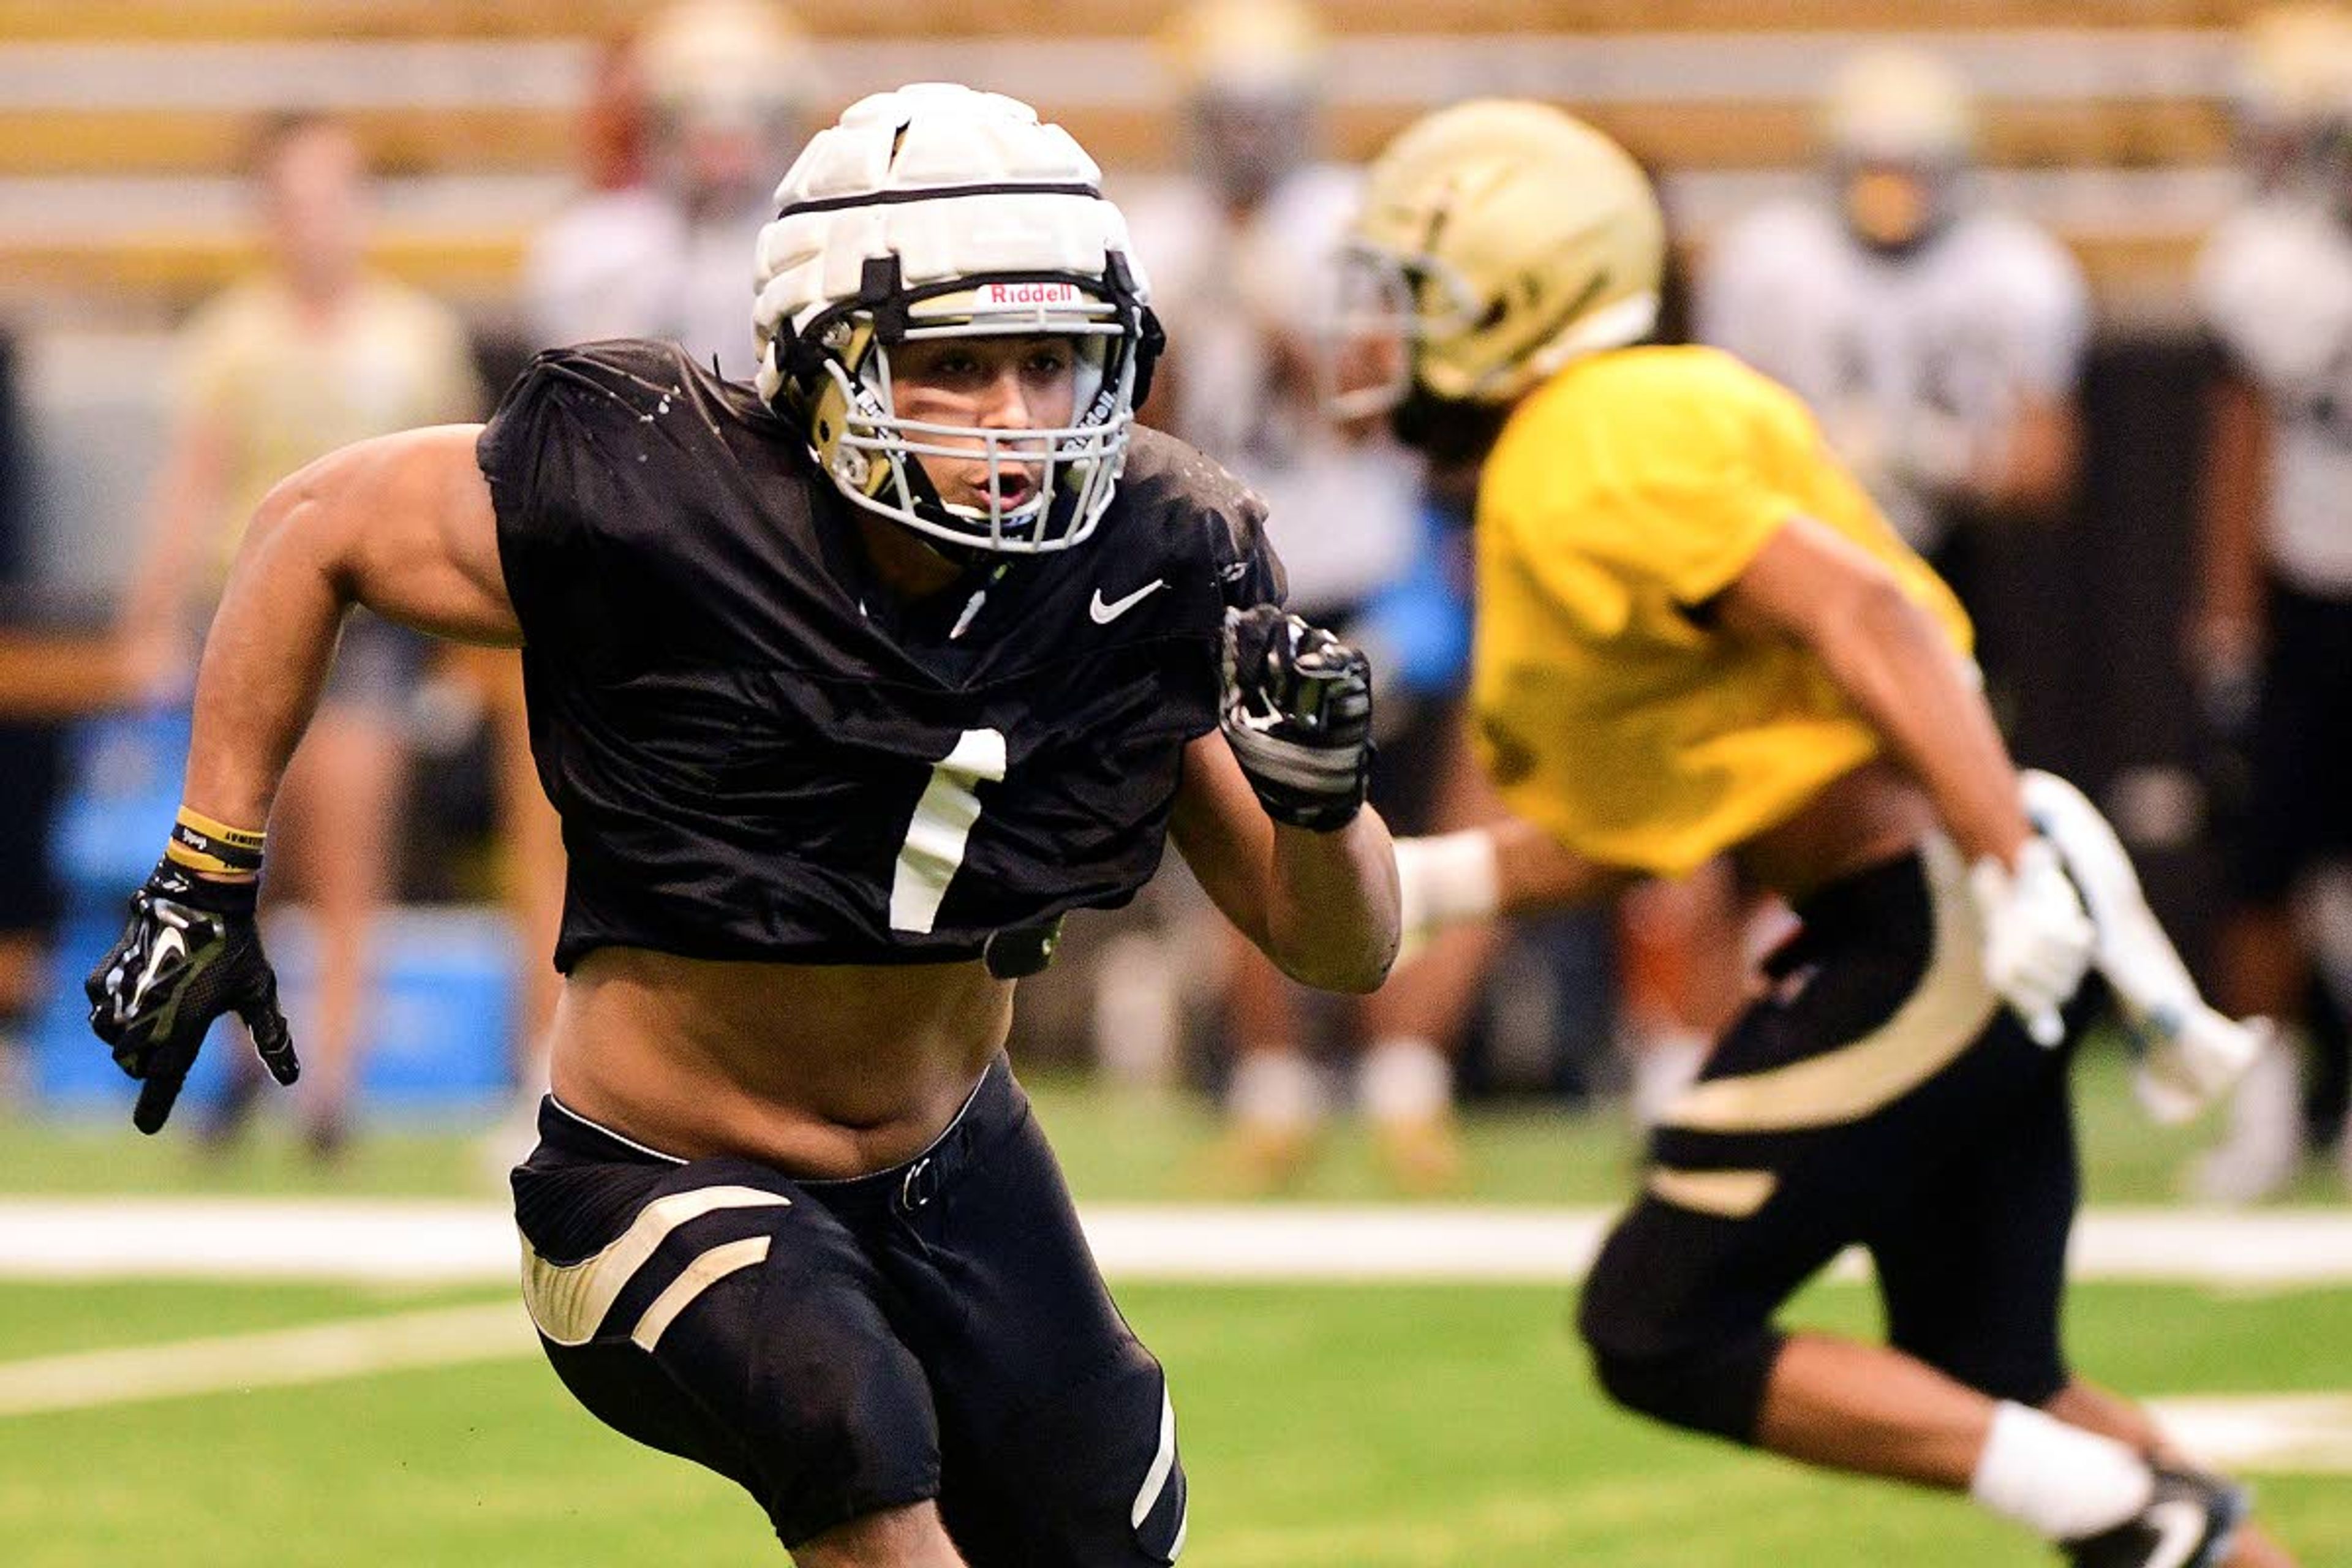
[0,4,2272,325]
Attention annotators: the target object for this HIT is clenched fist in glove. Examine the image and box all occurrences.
[1219,604,1375,832]
[86,859,296,1134]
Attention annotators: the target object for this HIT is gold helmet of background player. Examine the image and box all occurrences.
[1336,99,1663,412]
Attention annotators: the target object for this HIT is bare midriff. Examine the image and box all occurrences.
[1736,756,1941,907]
[545,946,1017,1177]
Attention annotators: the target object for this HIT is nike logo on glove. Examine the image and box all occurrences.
[1089,579,1167,624]
[127,922,187,1016]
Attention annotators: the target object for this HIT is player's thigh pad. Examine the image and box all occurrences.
[511,1108,942,1548]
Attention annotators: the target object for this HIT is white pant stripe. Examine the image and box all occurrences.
[1131,1382,1178,1529]
[628,1235,771,1351]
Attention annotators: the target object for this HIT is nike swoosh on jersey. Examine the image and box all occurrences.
[1089,579,1169,624]
[2141,1499,2212,1568]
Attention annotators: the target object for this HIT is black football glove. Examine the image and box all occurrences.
[1219,604,1375,832]
[85,859,296,1134]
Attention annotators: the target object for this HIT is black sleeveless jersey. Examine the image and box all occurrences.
[476,340,1285,970]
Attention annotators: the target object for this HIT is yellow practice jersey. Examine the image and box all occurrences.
[1471,345,1972,878]
[173,274,483,590]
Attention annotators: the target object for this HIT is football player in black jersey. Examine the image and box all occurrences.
[85,83,1399,1567]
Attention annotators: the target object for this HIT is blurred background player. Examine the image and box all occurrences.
[521,0,818,378]
[1121,0,1494,1191]
[1696,44,2090,726]
[1340,99,2287,1568]
[113,111,484,1157]
[2188,2,2352,1202]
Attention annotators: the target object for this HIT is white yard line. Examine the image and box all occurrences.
[0,1202,2349,1459]
[2147,1395,2352,1474]
[0,1301,532,1417]
[4,1199,2352,1286]
[6,1297,2350,1474]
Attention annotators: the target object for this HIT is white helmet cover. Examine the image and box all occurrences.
[753,83,1162,554]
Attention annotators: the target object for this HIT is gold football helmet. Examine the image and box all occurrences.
[1333,100,1663,415]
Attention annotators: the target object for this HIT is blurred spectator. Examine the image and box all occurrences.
[1695,45,2089,724]
[1121,0,1489,1191]
[2187,2,2352,1201]
[115,112,483,1157]
[521,0,818,377]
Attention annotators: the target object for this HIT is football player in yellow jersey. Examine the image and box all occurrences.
[1329,102,2293,1568]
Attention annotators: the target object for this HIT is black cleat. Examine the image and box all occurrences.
[2064,1467,2247,1568]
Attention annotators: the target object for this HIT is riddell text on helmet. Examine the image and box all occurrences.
[979,282,1084,306]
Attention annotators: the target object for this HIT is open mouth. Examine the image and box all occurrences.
[987,471,1039,512]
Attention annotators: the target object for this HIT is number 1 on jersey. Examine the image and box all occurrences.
[890,728,1006,933]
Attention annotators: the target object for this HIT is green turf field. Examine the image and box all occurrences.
[0,1279,2345,1566]
[1,1044,2346,1564]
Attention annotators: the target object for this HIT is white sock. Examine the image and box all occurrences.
[1360,1036,1452,1125]
[1967,1401,2154,1541]
[1228,1049,1324,1131]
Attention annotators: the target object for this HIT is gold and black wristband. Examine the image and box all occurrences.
[164,805,266,879]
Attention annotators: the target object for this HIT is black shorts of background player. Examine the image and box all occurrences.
[84,84,1399,1567]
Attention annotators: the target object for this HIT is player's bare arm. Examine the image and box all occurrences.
[1389,815,1634,943]
[1716,513,2029,868]
[86,423,511,1131]
[1718,511,2094,1041]
[1169,728,1399,993]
